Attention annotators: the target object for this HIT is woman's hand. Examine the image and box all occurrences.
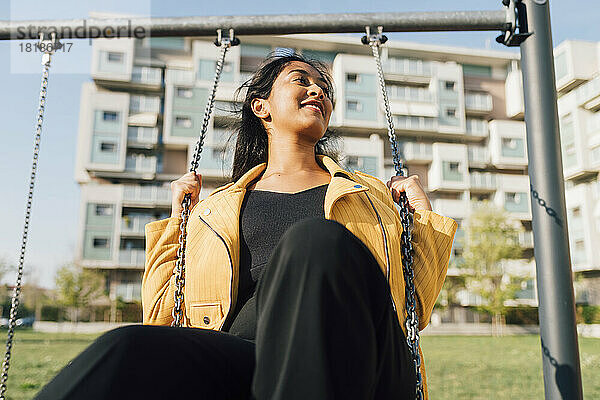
[386,175,432,212]
[170,172,202,218]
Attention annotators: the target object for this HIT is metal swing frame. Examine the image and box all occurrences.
[0,1,584,399]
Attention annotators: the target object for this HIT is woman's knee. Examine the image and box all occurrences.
[271,217,376,279]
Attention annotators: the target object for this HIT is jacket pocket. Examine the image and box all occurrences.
[189,302,223,330]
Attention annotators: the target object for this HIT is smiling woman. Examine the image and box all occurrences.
[35,52,457,400]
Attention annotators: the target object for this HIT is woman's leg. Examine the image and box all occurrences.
[252,218,415,400]
[34,325,255,400]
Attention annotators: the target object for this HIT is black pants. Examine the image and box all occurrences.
[35,218,415,400]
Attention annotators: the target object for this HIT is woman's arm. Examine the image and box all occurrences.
[142,217,183,325]
[386,174,457,330]
[142,172,202,326]
[355,171,457,330]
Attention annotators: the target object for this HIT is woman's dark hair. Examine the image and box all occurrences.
[225,51,340,182]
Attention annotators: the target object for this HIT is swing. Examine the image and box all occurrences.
[2,4,586,398]
[168,27,425,398]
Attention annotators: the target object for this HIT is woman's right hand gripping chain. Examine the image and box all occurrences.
[170,172,203,218]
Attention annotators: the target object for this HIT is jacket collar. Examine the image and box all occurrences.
[228,155,369,219]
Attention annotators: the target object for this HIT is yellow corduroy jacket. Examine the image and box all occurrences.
[143,155,457,398]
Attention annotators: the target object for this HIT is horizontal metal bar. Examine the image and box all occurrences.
[0,11,508,40]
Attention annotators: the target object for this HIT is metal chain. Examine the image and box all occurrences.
[363,26,423,400]
[172,30,239,327]
[0,45,53,400]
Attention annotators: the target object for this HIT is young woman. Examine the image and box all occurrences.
[35,53,457,400]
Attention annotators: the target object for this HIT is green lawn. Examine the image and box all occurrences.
[1,330,598,399]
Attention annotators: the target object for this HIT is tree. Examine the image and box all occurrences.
[461,202,525,332]
[55,264,107,322]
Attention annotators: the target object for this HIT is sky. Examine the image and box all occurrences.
[0,0,599,288]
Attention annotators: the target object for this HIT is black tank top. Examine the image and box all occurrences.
[222,184,328,340]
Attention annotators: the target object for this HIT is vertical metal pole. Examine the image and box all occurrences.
[518,1,583,399]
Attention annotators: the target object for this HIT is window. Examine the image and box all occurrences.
[575,240,585,251]
[506,192,521,203]
[103,111,118,121]
[176,87,193,98]
[95,204,113,216]
[446,108,457,118]
[502,138,518,150]
[442,161,462,182]
[175,116,192,128]
[93,238,110,248]
[100,142,116,152]
[445,81,456,91]
[347,100,362,112]
[107,52,123,63]
[572,207,581,217]
[346,73,360,83]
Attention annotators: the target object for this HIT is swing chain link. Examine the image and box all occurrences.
[172,29,239,327]
[0,35,54,400]
[363,26,423,400]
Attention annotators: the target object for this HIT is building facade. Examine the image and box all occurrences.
[73,30,599,314]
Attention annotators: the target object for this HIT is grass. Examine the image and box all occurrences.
[420,335,600,399]
[0,330,598,399]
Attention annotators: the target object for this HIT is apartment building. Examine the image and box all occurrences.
[73,31,598,313]
[550,40,600,304]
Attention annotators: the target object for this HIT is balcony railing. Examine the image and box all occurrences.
[470,172,496,190]
[382,58,432,77]
[468,146,490,164]
[118,248,146,267]
[466,118,489,136]
[125,155,157,173]
[131,66,162,85]
[394,115,437,131]
[576,74,600,110]
[431,198,468,217]
[519,231,534,248]
[401,142,433,162]
[386,86,433,103]
[121,215,156,235]
[122,185,171,205]
[465,93,493,112]
[127,126,158,145]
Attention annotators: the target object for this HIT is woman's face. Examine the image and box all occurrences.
[252,61,334,143]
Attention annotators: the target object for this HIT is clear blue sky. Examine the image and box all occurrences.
[0,0,598,288]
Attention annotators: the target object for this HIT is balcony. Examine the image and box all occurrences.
[470,172,496,192]
[519,231,534,248]
[118,249,146,267]
[466,118,489,137]
[465,92,493,115]
[431,198,469,219]
[131,66,162,87]
[468,146,490,166]
[121,215,156,236]
[401,142,433,163]
[127,126,158,147]
[576,75,600,111]
[125,154,157,175]
[122,185,171,206]
[382,58,432,77]
[393,115,438,132]
[386,86,433,103]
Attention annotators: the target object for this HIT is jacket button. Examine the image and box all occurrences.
[203,208,211,216]
[203,316,210,324]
